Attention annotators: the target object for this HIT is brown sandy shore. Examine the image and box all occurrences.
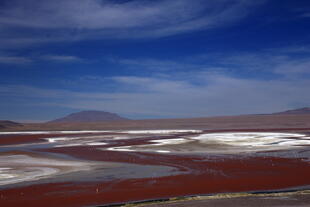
[128,190,310,207]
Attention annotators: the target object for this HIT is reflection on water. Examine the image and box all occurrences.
[0,130,309,188]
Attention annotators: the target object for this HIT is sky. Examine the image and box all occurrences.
[0,0,310,122]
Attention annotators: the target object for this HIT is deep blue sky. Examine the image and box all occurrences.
[0,0,310,122]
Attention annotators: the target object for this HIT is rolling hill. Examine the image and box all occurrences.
[0,120,23,129]
[273,107,310,115]
[48,111,129,123]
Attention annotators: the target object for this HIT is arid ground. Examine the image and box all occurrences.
[0,115,310,207]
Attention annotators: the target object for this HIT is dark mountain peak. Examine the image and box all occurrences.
[0,120,23,129]
[273,107,310,115]
[48,110,129,123]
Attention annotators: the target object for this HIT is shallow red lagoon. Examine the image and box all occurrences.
[0,129,309,207]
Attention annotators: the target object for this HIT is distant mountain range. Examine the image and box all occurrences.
[48,110,129,123]
[272,107,310,115]
[47,108,310,123]
[1,108,310,128]
[0,120,22,129]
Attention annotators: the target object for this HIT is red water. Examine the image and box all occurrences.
[0,130,309,207]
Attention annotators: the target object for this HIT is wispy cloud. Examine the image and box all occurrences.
[222,47,310,76]
[109,45,310,78]
[110,57,207,71]
[1,72,309,119]
[300,12,310,18]
[41,55,82,62]
[273,59,310,75]
[0,0,266,47]
[0,54,83,65]
[0,56,32,64]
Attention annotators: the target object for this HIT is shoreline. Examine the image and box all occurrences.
[116,188,310,207]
